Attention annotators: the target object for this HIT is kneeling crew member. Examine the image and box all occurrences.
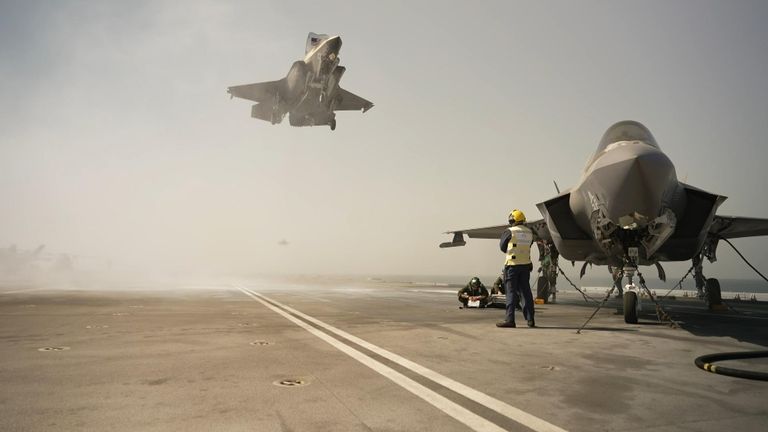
[458,277,489,308]
[492,273,522,310]
[497,209,536,328]
[492,274,505,295]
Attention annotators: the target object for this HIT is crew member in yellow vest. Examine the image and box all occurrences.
[496,209,536,328]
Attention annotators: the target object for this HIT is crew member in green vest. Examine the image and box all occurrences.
[496,209,536,328]
[457,277,489,308]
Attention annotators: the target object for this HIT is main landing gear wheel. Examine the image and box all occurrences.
[330,119,337,131]
[705,278,722,307]
[623,291,638,324]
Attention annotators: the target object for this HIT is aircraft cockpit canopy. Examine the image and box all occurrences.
[306,32,329,54]
[597,120,659,150]
[586,120,660,169]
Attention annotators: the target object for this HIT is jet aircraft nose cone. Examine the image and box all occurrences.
[587,143,677,226]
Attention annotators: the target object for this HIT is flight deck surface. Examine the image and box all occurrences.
[1,278,766,431]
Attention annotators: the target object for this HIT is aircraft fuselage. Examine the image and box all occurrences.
[280,36,342,119]
[227,33,372,130]
[537,121,723,266]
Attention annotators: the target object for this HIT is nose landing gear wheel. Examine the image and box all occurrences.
[330,119,336,131]
[623,291,638,324]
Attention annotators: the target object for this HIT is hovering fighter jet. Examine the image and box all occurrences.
[440,121,768,323]
[227,33,373,130]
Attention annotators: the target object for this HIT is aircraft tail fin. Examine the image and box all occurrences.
[306,32,329,54]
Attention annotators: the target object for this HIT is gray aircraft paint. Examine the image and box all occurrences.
[442,121,768,269]
[227,33,373,130]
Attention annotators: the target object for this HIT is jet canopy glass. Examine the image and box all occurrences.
[597,120,659,151]
[586,121,660,168]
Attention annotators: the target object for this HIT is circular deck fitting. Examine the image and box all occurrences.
[250,340,272,346]
[273,378,309,387]
[38,346,70,352]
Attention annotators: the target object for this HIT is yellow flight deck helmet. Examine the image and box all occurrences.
[509,209,526,224]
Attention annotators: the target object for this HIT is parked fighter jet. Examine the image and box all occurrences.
[440,121,768,323]
[227,33,373,130]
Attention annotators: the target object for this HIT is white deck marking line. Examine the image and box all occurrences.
[407,289,456,294]
[0,288,46,295]
[674,310,768,321]
[239,286,568,432]
[234,285,507,432]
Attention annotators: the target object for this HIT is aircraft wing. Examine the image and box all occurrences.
[709,215,768,239]
[335,87,374,112]
[227,80,281,103]
[439,219,550,248]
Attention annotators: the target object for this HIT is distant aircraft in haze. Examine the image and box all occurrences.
[278,239,289,246]
[0,244,76,276]
[228,33,373,131]
[0,244,46,274]
[441,120,768,323]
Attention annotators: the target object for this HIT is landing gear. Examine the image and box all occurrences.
[619,263,679,327]
[329,118,336,131]
[622,265,640,324]
[578,244,682,331]
[623,291,638,324]
[693,245,725,309]
[705,278,722,307]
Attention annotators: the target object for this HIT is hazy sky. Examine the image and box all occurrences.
[1,1,768,280]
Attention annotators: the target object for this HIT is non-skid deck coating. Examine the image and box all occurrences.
[1,278,766,431]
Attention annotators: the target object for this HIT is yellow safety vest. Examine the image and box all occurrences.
[505,225,533,266]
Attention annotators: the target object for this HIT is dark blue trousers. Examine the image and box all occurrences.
[504,265,534,324]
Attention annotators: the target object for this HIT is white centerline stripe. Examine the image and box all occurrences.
[235,285,508,432]
[407,289,456,294]
[237,285,568,432]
